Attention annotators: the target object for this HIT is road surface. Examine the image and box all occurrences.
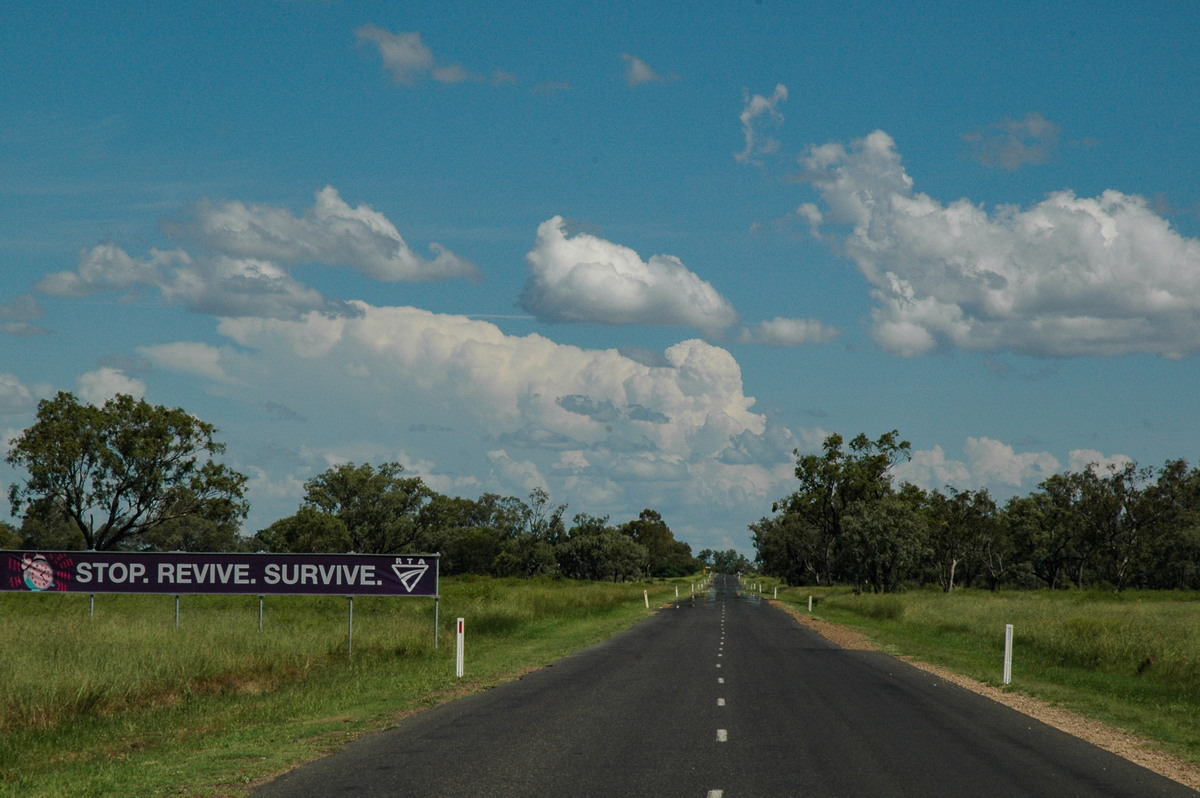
[253,575,1195,797]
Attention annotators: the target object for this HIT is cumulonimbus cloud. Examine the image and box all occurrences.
[800,130,1200,358]
[519,216,738,334]
[200,301,792,520]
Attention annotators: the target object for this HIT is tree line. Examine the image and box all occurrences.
[752,430,1200,593]
[3,392,719,582]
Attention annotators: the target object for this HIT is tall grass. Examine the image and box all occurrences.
[0,576,687,796]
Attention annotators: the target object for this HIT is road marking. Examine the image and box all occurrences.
[716,663,721,668]
[716,729,728,742]
[718,698,725,706]
[718,677,724,684]
[708,791,724,798]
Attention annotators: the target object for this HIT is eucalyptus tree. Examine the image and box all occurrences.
[300,461,431,554]
[6,392,247,550]
[839,485,929,593]
[927,487,996,592]
[756,430,911,584]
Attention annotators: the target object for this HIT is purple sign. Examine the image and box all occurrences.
[1,550,438,597]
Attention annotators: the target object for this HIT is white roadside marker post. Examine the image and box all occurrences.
[1003,623,1014,685]
[644,589,649,608]
[456,617,465,678]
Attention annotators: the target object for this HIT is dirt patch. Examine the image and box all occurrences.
[771,600,1200,792]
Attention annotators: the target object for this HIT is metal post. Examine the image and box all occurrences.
[258,595,264,632]
[347,596,354,658]
[174,595,180,627]
[434,557,441,649]
[89,594,95,618]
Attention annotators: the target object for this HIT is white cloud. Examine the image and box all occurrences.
[40,243,332,320]
[897,438,1137,498]
[0,374,35,415]
[355,27,434,84]
[355,26,512,87]
[801,130,1200,357]
[963,437,1060,487]
[198,301,796,535]
[735,84,787,164]
[1067,449,1135,474]
[38,243,186,297]
[77,367,146,405]
[487,450,547,494]
[738,317,839,347]
[519,216,738,333]
[620,53,677,86]
[37,187,475,321]
[892,444,972,488]
[0,295,49,336]
[167,186,479,283]
[963,112,1060,171]
[137,342,234,384]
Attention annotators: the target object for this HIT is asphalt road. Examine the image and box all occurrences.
[253,575,1196,797]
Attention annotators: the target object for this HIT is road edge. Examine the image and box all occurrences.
[769,598,1200,792]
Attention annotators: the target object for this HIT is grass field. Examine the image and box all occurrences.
[767,583,1200,769]
[0,576,695,797]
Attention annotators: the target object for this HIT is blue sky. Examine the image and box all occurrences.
[3,1,1199,554]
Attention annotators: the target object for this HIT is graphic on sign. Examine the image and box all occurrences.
[21,553,54,591]
[391,557,430,592]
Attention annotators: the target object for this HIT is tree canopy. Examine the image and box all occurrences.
[6,392,248,550]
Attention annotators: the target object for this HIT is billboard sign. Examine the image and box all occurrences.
[1,550,438,597]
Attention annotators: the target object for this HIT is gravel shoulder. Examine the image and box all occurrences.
[770,599,1200,793]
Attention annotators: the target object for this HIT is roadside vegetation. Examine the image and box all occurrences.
[754,430,1200,593]
[0,576,696,796]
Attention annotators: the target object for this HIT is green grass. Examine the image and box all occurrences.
[774,585,1200,767]
[0,576,692,797]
